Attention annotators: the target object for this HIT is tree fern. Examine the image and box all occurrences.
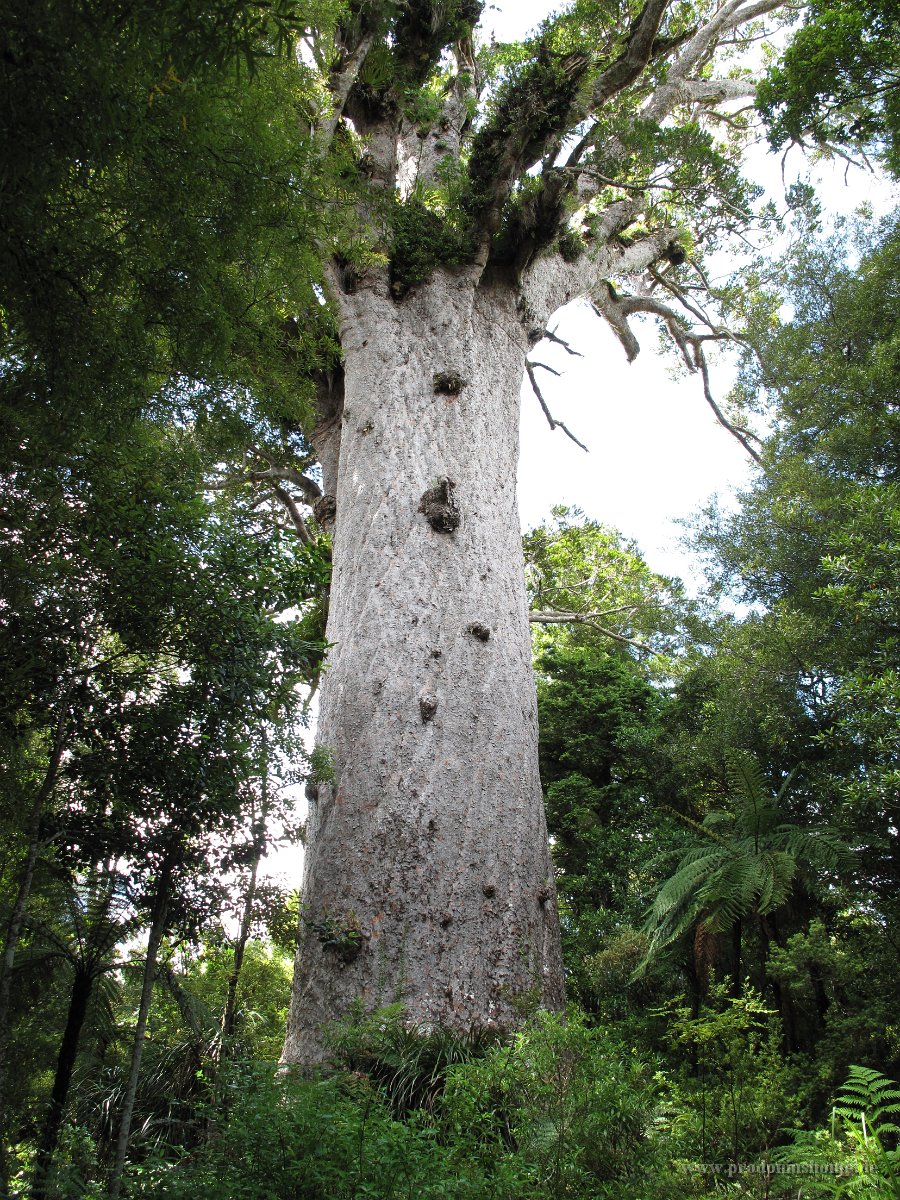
[771,1067,900,1200]
[637,751,852,974]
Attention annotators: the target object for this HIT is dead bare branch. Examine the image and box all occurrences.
[691,345,763,464]
[525,361,589,453]
[540,328,583,357]
[590,283,763,464]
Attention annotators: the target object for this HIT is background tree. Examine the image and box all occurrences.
[29,876,136,1200]
[525,508,690,1013]
[639,754,848,1016]
[0,2,332,1180]
[757,0,900,174]
[660,210,900,1077]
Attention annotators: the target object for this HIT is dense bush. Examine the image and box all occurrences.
[132,1010,672,1200]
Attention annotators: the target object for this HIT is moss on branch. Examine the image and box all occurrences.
[466,47,591,225]
[392,0,484,87]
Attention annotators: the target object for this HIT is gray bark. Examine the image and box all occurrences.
[282,268,564,1064]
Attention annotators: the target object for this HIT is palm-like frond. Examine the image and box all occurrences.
[697,852,766,931]
[21,872,140,979]
[639,752,853,973]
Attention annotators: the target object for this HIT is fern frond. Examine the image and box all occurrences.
[725,749,767,812]
[755,850,796,914]
[697,854,756,932]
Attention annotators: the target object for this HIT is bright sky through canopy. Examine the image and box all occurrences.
[489,0,893,587]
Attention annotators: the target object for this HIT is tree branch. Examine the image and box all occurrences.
[521,212,675,329]
[525,361,589,452]
[271,484,314,545]
[532,360,562,377]
[691,343,763,464]
[540,328,583,357]
[319,5,382,144]
[645,0,786,121]
[590,283,764,463]
[529,610,653,653]
[592,0,670,108]
[211,465,322,502]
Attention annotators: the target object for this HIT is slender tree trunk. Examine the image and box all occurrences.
[220,848,262,1049]
[156,961,204,1041]
[0,711,68,1196]
[283,269,564,1064]
[31,968,93,1200]
[811,964,830,1023]
[221,767,268,1055]
[108,885,169,1200]
[731,918,742,998]
[759,915,797,1052]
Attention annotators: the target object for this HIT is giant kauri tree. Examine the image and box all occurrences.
[279,0,790,1062]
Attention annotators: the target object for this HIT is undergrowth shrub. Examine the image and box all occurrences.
[770,1066,900,1199]
[659,985,807,1178]
[324,1001,501,1117]
[133,1008,676,1200]
[134,1061,485,1200]
[136,1003,860,1200]
[440,1008,672,1199]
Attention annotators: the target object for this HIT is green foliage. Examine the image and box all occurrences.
[771,1067,900,1199]
[391,0,484,88]
[171,937,294,1059]
[136,1062,466,1200]
[661,987,807,1173]
[389,193,476,291]
[640,751,849,966]
[529,508,694,1016]
[0,0,338,471]
[308,744,338,787]
[303,909,363,964]
[467,47,591,208]
[441,1009,669,1199]
[538,644,677,1001]
[324,1003,498,1118]
[758,0,900,176]
[694,213,900,915]
[584,114,761,251]
[834,1067,900,1140]
[525,505,692,660]
[124,1010,681,1200]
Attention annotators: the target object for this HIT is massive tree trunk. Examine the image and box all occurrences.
[277,0,784,1065]
[282,269,565,1063]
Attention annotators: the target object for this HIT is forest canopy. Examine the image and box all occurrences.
[1,0,898,1198]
